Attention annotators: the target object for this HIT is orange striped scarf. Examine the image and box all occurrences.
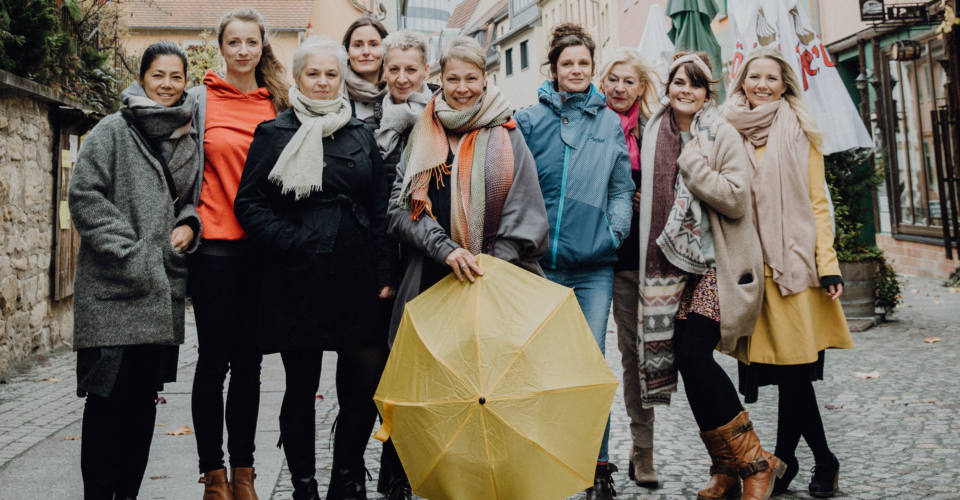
[399,83,515,254]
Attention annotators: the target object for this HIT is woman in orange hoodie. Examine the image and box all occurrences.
[186,8,289,499]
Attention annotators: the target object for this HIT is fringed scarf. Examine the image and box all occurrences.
[639,103,722,407]
[398,82,514,254]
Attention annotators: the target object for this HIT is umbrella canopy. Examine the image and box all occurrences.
[666,0,725,101]
[637,4,676,75]
[373,255,619,500]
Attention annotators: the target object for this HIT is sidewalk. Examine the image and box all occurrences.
[1,275,959,499]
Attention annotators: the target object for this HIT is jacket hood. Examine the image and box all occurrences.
[536,80,607,115]
[203,69,272,100]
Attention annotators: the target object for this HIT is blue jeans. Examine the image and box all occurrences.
[542,265,614,464]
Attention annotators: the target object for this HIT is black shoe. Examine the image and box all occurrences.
[585,463,618,500]
[384,478,413,500]
[808,454,840,498]
[325,466,368,500]
[772,455,799,495]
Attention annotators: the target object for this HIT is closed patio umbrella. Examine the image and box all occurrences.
[667,0,726,101]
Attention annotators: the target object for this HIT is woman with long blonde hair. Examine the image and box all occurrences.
[723,47,854,498]
[598,47,661,488]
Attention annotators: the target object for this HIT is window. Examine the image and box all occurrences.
[505,48,513,76]
[476,30,486,47]
[885,37,949,235]
[520,41,529,70]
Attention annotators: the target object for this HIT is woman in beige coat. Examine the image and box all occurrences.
[724,48,854,499]
[638,52,783,500]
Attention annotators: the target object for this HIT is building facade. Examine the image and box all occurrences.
[822,0,960,278]
[402,0,464,32]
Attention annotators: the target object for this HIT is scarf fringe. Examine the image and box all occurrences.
[407,163,451,221]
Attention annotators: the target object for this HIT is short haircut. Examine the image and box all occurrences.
[440,37,486,74]
[382,30,429,67]
[293,35,349,81]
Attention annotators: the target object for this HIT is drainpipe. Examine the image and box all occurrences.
[591,0,602,66]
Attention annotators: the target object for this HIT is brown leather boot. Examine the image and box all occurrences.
[628,445,660,487]
[716,411,786,500]
[697,429,742,500]
[231,467,259,500]
[199,469,235,500]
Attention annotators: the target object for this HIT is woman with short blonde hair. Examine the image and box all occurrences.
[724,47,853,498]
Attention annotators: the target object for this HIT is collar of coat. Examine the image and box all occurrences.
[273,107,366,131]
[536,80,606,116]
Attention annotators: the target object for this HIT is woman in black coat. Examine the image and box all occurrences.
[234,36,397,500]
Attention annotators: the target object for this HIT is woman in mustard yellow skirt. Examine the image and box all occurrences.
[724,48,854,499]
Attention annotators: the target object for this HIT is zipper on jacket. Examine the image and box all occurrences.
[551,144,571,268]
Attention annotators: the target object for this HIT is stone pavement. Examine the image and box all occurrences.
[1,274,959,499]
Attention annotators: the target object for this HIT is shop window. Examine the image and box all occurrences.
[885,38,947,235]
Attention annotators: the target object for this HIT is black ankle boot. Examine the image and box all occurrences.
[279,413,320,500]
[773,455,799,495]
[585,463,618,500]
[326,465,367,500]
[809,454,840,498]
[384,478,412,500]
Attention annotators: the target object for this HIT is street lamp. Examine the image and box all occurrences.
[856,73,869,90]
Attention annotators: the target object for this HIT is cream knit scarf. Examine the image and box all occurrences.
[268,86,352,200]
[724,94,819,296]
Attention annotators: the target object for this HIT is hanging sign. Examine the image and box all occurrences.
[860,0,885,22]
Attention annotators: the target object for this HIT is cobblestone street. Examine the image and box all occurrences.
[1,274,959,499]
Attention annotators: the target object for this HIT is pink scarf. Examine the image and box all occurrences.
[610,101,641,171]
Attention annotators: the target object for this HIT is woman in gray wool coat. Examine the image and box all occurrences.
[68,41,201,500]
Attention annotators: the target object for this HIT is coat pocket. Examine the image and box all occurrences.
[94,239,154,300]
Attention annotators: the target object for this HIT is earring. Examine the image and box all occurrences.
[483,85,487,92]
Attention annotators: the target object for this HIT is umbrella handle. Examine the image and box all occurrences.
[374,400,394,443]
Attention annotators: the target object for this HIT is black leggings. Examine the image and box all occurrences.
[775,379,832,463]
[81,346,160,499]
[280,343,389,469]
[190,253,264,473]
[675,313,743,432]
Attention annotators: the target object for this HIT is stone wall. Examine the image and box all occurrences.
[0,87,74,373]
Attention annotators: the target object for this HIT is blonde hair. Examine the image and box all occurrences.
[598,47,660,118]
[440,37,486,74]
[726,48,827,150]
[218,8,290,112]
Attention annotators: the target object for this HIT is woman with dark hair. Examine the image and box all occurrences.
[639,51,783,500]
[342,15,389,122]
[234,35,397,500]
[187,7,290,499]
[513,23,633,500]
[70,40,201,499]
[724,48,854,499]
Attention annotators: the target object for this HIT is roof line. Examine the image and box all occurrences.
[130,26,307,32]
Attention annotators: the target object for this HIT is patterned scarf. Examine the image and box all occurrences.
[268,86,352,200]
[655,103,722,275]
[398,82,514,254]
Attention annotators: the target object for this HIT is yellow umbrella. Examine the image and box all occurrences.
[373,254,619,500]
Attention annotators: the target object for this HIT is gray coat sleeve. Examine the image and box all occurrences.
[387,149,460,265]
[492,128,548,273]
[68,120,140,259]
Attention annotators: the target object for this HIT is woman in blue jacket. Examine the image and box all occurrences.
[514,22,633,500]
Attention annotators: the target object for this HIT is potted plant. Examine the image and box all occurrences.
[824,148,901,320]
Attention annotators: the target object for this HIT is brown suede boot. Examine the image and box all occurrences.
[716,411,786,500]
[697,429,742,500]
[231,467,259,500]
[628,445,659,487]
[199,469,235,500]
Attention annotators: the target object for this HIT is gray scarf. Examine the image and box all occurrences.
[344,66,388,103]
[120,82,193,142]
[375,81,434,159]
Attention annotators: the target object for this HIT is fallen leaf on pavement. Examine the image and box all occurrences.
[949,287,959,293]
[934,300,944,305]
[42,378,61,383]
[825,405,842,410]
[150,475,170,480]
[912,289,922,293]
[920,399,939,403]
[62,436,81,440]
[155,396,167,404]
[924,337,941,343]
[316,394,324,399]
[855,371,882,379]
[166,425,193,436]
[154,423,168,427]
